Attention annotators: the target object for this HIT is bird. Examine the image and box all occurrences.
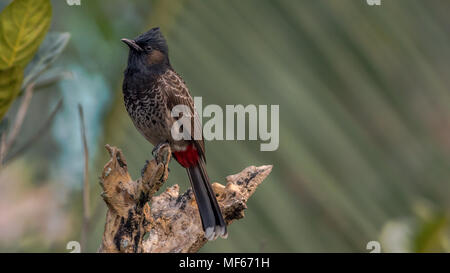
[121,27,227,240]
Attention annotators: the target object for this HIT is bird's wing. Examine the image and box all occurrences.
[161,69,206,160]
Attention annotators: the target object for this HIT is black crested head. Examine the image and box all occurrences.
[122,27,171,75]
[134,27,168,55]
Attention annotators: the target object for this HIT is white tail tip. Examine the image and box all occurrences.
[205,225,228,241]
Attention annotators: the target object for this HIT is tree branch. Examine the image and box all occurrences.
[98,144,272,253]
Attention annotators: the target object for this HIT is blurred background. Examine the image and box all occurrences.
[1,0,450,252]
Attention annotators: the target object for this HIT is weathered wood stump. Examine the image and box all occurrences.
[98,144,272,253]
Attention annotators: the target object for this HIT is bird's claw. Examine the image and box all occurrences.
[152,142,166,157]
[152,142,170,165]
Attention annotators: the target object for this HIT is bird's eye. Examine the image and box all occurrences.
[145,45,153,52]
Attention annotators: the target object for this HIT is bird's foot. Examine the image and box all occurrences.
[152,141,170,165]
[141,142,171,180]
[152,142,168,158]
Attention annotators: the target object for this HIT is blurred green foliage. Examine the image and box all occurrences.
[1,0,450,253]
[0,0,51,119]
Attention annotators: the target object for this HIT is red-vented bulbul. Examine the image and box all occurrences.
[121,27,227,240]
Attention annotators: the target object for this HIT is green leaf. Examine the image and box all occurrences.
[0,0,52,120]
[0,66,23,119]
[22,32,71,88]
[0,0,52,69]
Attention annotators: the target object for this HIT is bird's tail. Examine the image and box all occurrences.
[187,161,227,240]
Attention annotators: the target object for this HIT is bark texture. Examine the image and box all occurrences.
[98,144,272,253]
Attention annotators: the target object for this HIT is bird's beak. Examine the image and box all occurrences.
[121,38,143,52]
